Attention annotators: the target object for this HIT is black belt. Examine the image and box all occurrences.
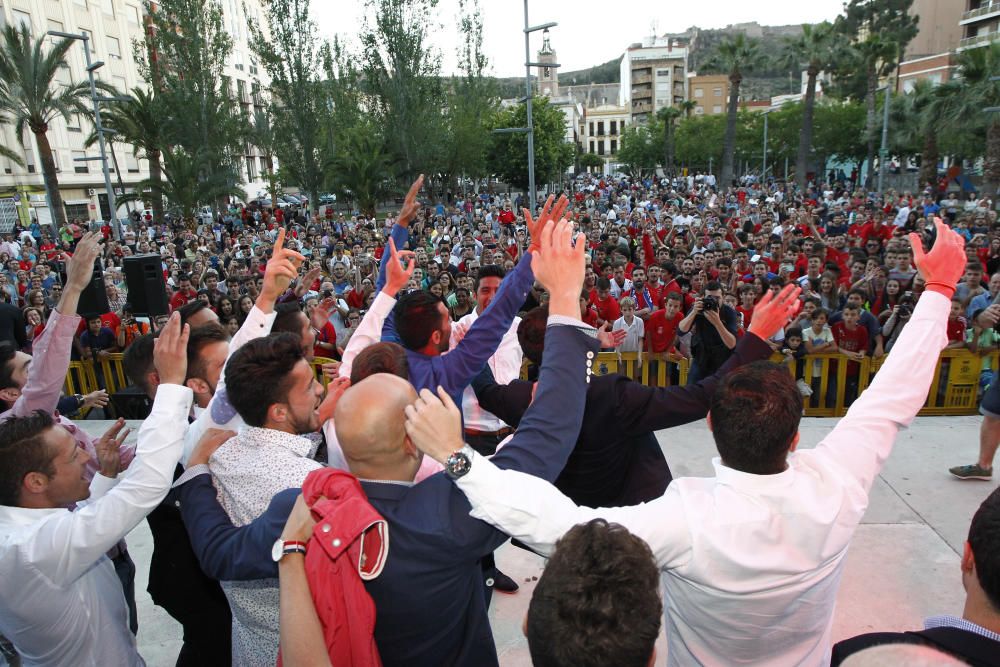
[464,426,513,439]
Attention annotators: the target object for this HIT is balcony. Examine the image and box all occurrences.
[961,2,1000,24]
[958,31,1000,49]
[632,73,652,85]
[632,102,652,113]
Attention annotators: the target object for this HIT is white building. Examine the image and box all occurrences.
[619,36,689,125]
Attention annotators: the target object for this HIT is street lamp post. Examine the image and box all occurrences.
[877,84,891,195]
[762,109,771,181]
[47,30,122,240]
[493,3,557,216]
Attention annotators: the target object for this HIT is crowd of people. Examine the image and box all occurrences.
[0,171,998,666]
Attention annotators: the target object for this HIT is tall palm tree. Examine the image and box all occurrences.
[783,22,838,190]
[890,79,948,188]
[85,87,166,224]
[850,35,897,189]
[656,106,681,176]
[248,108,279,205]
[941,43,1000,201]
[325,122,398,217]
[0,25,92,228]
[709,33,761,188]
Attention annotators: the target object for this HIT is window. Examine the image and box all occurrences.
[53,152,61,172]
[695,106,704,115]
[610,120,617,135]
[47,19,64,44]
[694,87,704,98]
[657,69,670,77]
[246,155,256,181]
[597,121,605,135]
[113,75,127,93]
[237,79,248,104]
[72,150,89,173]
[126,154,139,173]
[12,9,30,31]
[610,139,617,154]
[589,140,594,153]
[712,105,722,114]
[101,0,114,18]
[107,36,121,59]
[589,121,594,136]
[65,203,89,220]
[713,87,722,97]
[259,156,267,172]
[81,29,96,54]
[597,140,605,156]
[127,5,140,24]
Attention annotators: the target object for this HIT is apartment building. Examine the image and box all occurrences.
[687,73,729,116]
[619,36,688,125]
[959,0,1000,50]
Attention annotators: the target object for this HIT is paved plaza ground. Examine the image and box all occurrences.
[76,414,998,666]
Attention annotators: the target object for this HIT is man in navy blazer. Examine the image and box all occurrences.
[175,218,599,666]
[473,300,788,508]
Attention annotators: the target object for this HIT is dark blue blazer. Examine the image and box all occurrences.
[177,322,599,667]
[472,332,774,507]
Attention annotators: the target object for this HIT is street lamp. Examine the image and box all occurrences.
[492,3,558,215]
[47,30,121,240]
[762,109,771,181]
[877,84,892,195]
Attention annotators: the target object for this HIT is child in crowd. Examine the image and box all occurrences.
[781,326,811,397]
[804,308,837,406]
[613,297,645,378]
[832,304,869,407]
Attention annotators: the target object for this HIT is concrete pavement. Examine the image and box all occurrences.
[74,415,997,666]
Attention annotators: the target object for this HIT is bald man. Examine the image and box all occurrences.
[174,219,602,666]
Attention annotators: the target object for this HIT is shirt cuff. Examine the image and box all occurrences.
[245,304,278,330]
[172,464,210,489]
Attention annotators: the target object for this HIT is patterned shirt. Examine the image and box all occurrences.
[210,426,323,666]
[925,615,1000,643]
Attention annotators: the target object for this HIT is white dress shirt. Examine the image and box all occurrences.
[450,308,522,433]
[0,384,193,667]
[210,426,324,667]
[445,291,950,667]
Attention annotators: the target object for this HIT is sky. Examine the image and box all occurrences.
[312,0,847,78]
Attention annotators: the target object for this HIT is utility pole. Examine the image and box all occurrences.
[762,109,771,181]
[877,84,891,195]
[48,30,129,240]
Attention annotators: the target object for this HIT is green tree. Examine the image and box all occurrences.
[782,21,839,189]
[248,107,280,206]
[834,0,917,188]
[706,33,762,187]
[360,0,446,180]
[656,100,695,177]
[675,114,727,172]
[579,152,604,172]
[85,87,166,224]
[617,124,660,177]
[940,43,1000,200]
[811,100,867,175]
[247,0,326,210]
[325,121,399,217]
[889,79,948,188]
[0,25,93,228]
[488,96,573,191]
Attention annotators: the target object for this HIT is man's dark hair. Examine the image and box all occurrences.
[84,313,102,325]
[847,288,867,300]
[705,280,722,292]
[0,410,56,505]
[969,487,1000,611]
[392,291,445,351]
[660,260,677,278]
[177,273,192,284]
[526,519,662,667]
[224,333,304,427]
[709,361,802,474]
[349,342,409,384]
[177,299,210,325]
[123,334,156,396]
[273,302,306,335]
[473,264,506,293]
[186,323,230,383]
[596,277,611,291]
[785,326,804,340]
[0,341,18,392]
[517,306,548,366]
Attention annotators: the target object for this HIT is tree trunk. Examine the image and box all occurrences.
[33,128,67,229]
[919,132,938,190]
[864,65,877,190]
[721,73,741,187]
[666,123,676,177]
[982,120,1000,205]
[796,68,818,192]
[146,148,165,225]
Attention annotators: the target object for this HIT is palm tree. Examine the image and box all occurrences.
[890,79,948,188]
[325,122,398,217]
[120,147,246,224]
[941,43,1000,201]
[783,22,838,190]
[850,35,897,189]
[248,108,279,204]
[709,33,761,188]
[0,25,92,228]
[657,100,697,177]
[85,87,166,225]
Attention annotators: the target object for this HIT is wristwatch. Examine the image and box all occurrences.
[445,445,475,480]
[271,538,308,562]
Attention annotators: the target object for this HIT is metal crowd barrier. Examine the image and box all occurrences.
[63,350,998,420]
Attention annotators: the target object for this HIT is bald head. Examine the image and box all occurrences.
[335,373,419,479]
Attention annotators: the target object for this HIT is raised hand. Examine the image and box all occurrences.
[154,312,190,386]
[397,175,424,228]
[597,323,627,348]
[403,386,464,465]
[95,418,131,478]
[909,217,965,295]
[522,194,570,253]
[261,228,305,304]
[187,428,237,467]
[82,389,109,410]
[384,237,417,297]
[747,284,802,341]
[59,232,103,316]
[532,217,586,319]
[317,376,350,424]
[295,266,322,296]
[310,296,338,331]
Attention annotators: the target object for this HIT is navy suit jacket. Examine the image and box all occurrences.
[178,322,599,667]
[473,332,774,507]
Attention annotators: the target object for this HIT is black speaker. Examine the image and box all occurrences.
[123,254,169,317]
[77,265,110,315]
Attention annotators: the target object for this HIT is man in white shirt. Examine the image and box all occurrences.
[0,313,194,667]
[405,219,967,667]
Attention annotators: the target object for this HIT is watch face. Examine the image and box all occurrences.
[271,538,284,562]
[447,451,471,478]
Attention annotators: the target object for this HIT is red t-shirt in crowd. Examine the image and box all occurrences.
[947,317,967,342]
[736,306,754,330]
[313,321,338,360]
[646,309,682,353]
[581,306,599,328]
[832,321,869,376]
[169,288,197,312]
[590,293,621,324]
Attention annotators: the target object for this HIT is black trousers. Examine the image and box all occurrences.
[112,550,138,635]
